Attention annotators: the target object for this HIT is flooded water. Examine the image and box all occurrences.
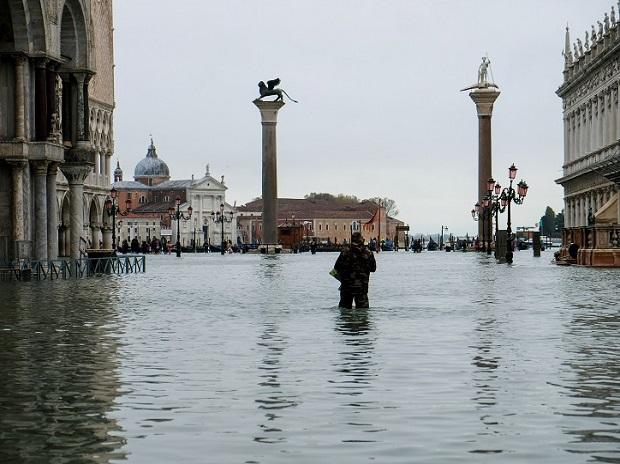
[1,250,620,463]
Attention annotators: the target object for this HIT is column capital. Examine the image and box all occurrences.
[6,158,28,169]
[47,161,60,177]
[35,58,49,69]
[469,87,501,117]
[253,99,285,124]
[60,162,92,185]
[31,160,50,176]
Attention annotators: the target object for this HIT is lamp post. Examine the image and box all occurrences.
[291,213,297,252]
[440,225,448,249]
[212,202,233,255]
[167,197,193,258]
[193,217,197,253]
[501,164,529,264]
[105,187,131,251]
[471,198,491,254]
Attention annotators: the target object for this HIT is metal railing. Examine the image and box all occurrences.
[0,255,146,281]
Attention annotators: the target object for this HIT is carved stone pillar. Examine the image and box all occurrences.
[32,161,49,260]
[47,163,59,259]
[563,115,570,164]
[468,86,500,238]
[254,99,286,246]
[35,60,48,141]
[14,55,26,141]
[7,159,27,259]
[576,110,582,158]
[102,226,113,250]
[602,96,608,146]
[60,163,92,259]
[74,73,86,142]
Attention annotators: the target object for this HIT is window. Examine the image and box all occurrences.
[335,225,338,231]
[139,196,146,204]
[319,224,322,231]
[164,196,170,202]
[326,224,329,231]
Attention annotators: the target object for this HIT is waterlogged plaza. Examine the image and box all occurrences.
[1,251,620,463]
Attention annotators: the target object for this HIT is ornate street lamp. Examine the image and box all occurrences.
[440,225,448,249]
[212,202,233,255]
[472,198,492,254]
[501,164,528,264]
[105,187,131,251]
[168,197,192,258]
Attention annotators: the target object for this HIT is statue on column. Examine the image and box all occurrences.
[612,6,617,25]
[478,56,490,85]
[592,24,598,43]
[585,31,590,50]
[256,78,298,103]
[598,21,604,38]
[577,38,584,57]
[48,75,63,144]
[605,13,611,33]
[574,43,580,59]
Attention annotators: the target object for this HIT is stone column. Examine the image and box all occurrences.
[14,55,26,141]
[571,114,576,161]
[253,99,285,245]
[7,160,27,259]
[576,111,582,158]
[60,163,92,259]
[46,163,59,259]
[469,87,500,238]
[35,60,48,141]
[102,226,113,250]
[563,115,570,164]
[32,161,49,260]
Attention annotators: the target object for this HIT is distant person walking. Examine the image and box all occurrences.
[333,232,376,309]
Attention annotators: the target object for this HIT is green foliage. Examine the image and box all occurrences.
[365,197,399,217]
[539,206,557,237]
[304,192,360,204]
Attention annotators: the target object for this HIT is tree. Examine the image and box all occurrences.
[554,210,564,236]
[539,206,556,237]
[366,197,399,217]
[304,193,359,204]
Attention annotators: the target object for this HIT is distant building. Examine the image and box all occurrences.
[112,140,236,247]
[236,198,404,247]
[556,7,620,265]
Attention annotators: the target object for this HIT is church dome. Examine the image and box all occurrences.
[134,139,170,180]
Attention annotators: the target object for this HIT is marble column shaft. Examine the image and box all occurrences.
[469,87,500,239]
[47,163,59,259]
[32,161,48,260]
[35,61,48,141]
[14,56,26,141]
[9,160,27,242]
[254,100,285,245]
[61,164,92,259]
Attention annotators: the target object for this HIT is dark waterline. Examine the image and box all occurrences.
[1,251,620,463]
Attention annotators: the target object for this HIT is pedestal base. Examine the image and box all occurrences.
[577,248,620,267]
[259,244,282,254]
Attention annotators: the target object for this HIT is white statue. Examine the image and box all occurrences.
[585,31,590,50]
[478,56,490,85]
[605,12,610,33]
[574,43,579,59]
[598,20,604,38]
[592,24,598,43]
[577,38,584,56]
[612,6,616,25]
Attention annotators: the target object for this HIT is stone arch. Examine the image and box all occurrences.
[24,0,46,52]
[60,0,88,68]
[59,192,70,257]
[88,195,101,248]
[3,0,28,52]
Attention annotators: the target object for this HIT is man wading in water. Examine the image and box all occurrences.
[334,232,377,309]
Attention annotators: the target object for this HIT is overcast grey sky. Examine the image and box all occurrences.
[113,0,612,235]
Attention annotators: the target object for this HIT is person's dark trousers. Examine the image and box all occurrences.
[339,291,369,309]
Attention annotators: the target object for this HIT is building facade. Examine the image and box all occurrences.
[557,5,620,265]
[112,143,237,248]
[0,0,115,262]
[237,198,403,247]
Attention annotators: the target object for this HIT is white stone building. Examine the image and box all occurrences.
[556,5,620,265]
[0,0,116,262]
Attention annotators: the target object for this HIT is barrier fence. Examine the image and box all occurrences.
[0,255,146,281]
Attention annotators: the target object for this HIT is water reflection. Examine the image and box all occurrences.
[254,321,298,444]
[561,308,620,461]
[0,281,126,463]
[330,309,377,408]
[469,313,504,454]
